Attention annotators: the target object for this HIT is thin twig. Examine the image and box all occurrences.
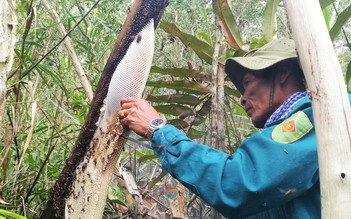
[42,0,94,102]
[332,2,350,50]
[7,0,102,81]
[6,110,19,163]
[21,141,56,214]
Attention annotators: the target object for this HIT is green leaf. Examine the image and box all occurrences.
[24,40,44,47]
[160,21,214,64]
[150,66,211,82]
[147,80,210,95]
[248,38,268,49]
[192,116,206,126]
[37,64,69,97]
[323,8,331,31]
[346,60,351,86]
[168,119,189,129]
[232,102,249,118]
[108,199,127,207]
[187,128,206,139]
[319,0,335,9]
[224,84,241,97]
[138,154,158,162]
[0,209,28,219]
[198,31,213,45]
[108,184,127,207]
[212,0,243,49]
[147,94,202,105]
[262,0,279,42]
[197,98,211,117]
[154,104,194,117]
[148,169,168,188]
[330,4,351,41]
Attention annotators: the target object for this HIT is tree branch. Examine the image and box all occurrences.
[42,0,94,102]
[7,0,102,82]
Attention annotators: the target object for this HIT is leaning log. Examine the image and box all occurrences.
[40,1,168,218]
[284,0,351,218]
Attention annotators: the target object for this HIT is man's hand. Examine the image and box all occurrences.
[119,97,162,138]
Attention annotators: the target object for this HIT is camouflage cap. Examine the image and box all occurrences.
[224,38,298,94]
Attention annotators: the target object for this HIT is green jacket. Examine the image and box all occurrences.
[151,96,347,218]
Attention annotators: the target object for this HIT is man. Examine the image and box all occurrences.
[119,38,320,218]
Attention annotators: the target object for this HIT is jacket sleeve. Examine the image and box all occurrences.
[151,122,319,218]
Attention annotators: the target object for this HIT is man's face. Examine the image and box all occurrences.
[240,70,272,128]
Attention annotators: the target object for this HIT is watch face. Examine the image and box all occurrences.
[152,118,165,126]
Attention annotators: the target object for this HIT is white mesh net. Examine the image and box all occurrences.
[101,19,155,129]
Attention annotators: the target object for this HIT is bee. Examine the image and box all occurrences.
[278,187,297,199]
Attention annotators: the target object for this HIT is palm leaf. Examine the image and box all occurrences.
[346,60,351,87]
[212,0,243,49]
[147,94,202,105]
[154,104,194,117]
[187,128,206,139]
[147,80,210,95]
[320,0,336,9]
[160,21,214,64]
[151,66,211,81]
[262,0,279,42]
[329,3,351,41]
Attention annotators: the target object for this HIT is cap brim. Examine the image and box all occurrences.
[224,56,297,94]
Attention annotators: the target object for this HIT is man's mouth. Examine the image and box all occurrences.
[245,107,253,117]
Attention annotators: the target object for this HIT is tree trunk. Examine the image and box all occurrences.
[210,21,227,219]
[211,22,226,151]
[0,0,17,135]
[284,0,351,218]
[40,1,168,218]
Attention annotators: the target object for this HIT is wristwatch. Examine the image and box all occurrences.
[146,118,167,140]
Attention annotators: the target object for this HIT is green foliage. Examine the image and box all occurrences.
[108,184,127,207]
[151,66,211,81]
[346,61,351,91]
[147,94,202,105]
[262,0,279,42]
[147,169,168,188]
[0,209,27,219]
[330,3,351,41]
[147,80,210,95]
[160,21,214,64]
[213,0,243,49]
[320,0,336,9]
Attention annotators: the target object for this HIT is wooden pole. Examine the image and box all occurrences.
[211,22,225,150]
[0,0,17,134]
[210,19,227,219]
[284,0,351,218]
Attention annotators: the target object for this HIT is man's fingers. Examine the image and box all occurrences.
[120,97,138,105]
[118,109,127,118]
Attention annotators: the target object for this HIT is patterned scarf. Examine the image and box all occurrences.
[264,91,307,128]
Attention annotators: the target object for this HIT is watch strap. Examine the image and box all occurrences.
[146,118,167,140]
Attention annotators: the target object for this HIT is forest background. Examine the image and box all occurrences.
[0,0,350,218]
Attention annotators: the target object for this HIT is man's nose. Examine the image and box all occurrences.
[240,95,247,106]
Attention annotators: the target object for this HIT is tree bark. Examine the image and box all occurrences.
[0,0,17,135]
[210,21,227,219]
[211,22,226,151]
[284,0,351,218]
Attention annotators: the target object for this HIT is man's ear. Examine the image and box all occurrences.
[276,61,293,84]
